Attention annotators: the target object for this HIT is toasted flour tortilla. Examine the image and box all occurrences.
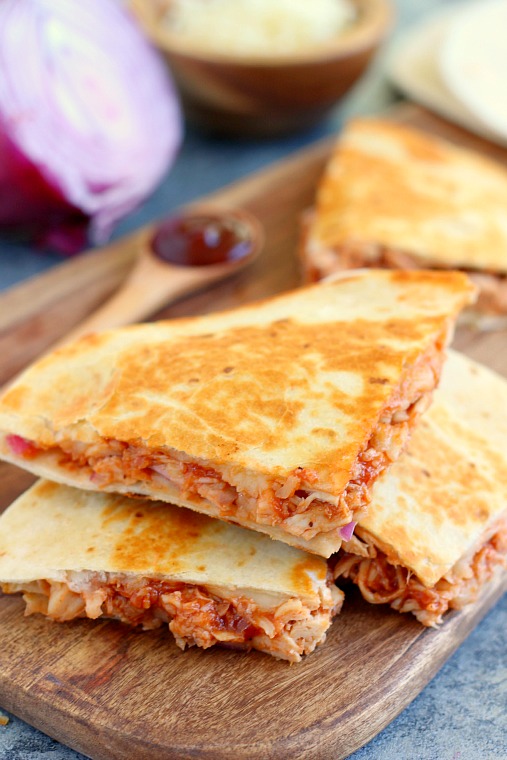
[302,119,507,324]
[0,271,474,556]
[0,480,341,662]
[335,351,507,625]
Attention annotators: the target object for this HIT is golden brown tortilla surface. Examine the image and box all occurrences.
[0,271,473,485]
[305,118,507,274]
[358,351,507,586]
[0,480,329,603]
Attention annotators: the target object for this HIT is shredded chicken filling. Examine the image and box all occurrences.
[2,572,341,663]
[333,520,507,626]
[306,240,507,316]
[5,343,444,542]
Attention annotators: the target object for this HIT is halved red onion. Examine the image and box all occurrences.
[339,521,357,542]
[0,0,182,253]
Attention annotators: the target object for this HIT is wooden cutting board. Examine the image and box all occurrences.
[1,104,506,760]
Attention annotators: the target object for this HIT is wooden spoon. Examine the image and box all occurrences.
[58,206,263,347]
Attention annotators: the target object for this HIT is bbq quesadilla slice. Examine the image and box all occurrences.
[334,351,507,625]
[0,480,341,662]
[301,118,507,327]
[0,271,474,557]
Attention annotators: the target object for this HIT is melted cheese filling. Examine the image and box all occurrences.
[2,571,342,663]
[333,517,507,626]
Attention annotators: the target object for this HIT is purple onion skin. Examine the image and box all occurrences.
[0,0,182,255]
[0,125,88,253]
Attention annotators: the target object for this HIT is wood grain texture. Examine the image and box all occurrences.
[0,104,506,760]
[1,576,505,760]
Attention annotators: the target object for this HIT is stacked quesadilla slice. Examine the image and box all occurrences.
[301,118,507,327]
[0,481,341,662]
[334,351,507,625]
[2,268,498,658]
[0,270,474,557]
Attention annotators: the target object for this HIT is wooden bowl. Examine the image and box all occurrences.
[131,0,394,137]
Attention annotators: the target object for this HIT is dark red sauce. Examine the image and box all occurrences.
[150,212,255,267]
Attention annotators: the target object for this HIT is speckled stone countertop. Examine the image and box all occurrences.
[1,1,506,758]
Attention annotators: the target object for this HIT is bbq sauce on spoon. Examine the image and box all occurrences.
[150,213,255,267]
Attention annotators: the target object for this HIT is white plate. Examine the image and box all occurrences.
[440,0,507,142]
[388,2,507,147]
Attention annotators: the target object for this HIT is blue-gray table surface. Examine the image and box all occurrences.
[1,1,506,758]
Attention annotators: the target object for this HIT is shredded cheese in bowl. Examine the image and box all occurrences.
[163,0,356,57]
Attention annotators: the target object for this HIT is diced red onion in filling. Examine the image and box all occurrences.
[5,433,38,457]
[339,521,357,542]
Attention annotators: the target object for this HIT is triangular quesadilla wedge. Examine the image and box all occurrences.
[334,351,507,626]
[0,480,342,662]
[0,271,474,557]
[301,118,507,327]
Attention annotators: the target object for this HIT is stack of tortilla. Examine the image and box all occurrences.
[0,267,504,661]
